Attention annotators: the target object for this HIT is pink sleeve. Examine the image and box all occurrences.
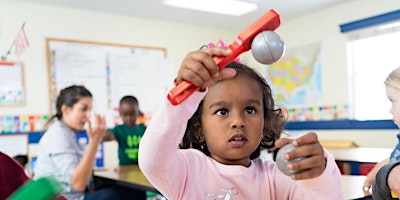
[138,89,206,199]
[296,150,344,199]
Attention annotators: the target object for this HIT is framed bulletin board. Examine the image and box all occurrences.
[46,38,173,127]
[0,61,25,106]
[0,134,28,157]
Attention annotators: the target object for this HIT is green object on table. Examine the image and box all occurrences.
[7,176,63,200]
[146,191,166,200]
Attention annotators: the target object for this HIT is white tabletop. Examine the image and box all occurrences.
[326,147,392,163]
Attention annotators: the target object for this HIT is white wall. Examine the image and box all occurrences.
[2,0,400,168]
[274,0,400,149]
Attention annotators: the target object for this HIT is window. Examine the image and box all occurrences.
[342,10,400,120]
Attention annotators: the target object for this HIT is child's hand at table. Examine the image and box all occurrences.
[176,47,236,90]
[275,132,326,180]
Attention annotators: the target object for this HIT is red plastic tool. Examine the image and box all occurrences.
[167,9,281,105]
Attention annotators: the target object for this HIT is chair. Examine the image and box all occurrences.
[0,151,64,200]
[0,151,29,199]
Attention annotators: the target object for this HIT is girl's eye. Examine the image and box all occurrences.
[215,109,228,116]
[245,107,256,114]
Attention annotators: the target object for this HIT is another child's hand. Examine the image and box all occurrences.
[275,132,326,180]
[362,172,374,192]
[176,47,236,90]
[86,113,107,144]
[103,132,116,141]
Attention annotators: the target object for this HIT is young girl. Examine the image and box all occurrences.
[34,85,140,200]
[363,67,400,199]
[139,47,343,199]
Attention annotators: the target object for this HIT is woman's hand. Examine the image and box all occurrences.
[275,132,326,180]
[86,113,107,144]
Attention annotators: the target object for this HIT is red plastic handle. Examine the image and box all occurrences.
[167,9,281,105]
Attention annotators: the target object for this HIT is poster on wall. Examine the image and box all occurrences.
[266,42,322,107]
[0,61,25,106]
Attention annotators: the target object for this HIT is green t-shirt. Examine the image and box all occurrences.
[110,123,146,165]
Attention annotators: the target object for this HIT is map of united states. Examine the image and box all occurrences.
[266,43,322,106]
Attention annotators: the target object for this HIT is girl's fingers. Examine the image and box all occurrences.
[201,47,232,73]
[177,47,232,86]
[293,132,318,146]
[212,68,237,81]
[285,142,324,160]
[179,64,211,86]
[280,136,326,180]
[275,138,293,148]
[287,152,324,169]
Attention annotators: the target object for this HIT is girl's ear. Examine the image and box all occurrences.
[199,134,205,143]
[193,123,205,142]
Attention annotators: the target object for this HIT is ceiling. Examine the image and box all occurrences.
[18,0,352,30]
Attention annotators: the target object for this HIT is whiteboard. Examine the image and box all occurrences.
[0,134,28,157]
[46,38,174,127]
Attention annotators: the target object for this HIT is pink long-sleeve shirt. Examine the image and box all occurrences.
[139,90,344,200]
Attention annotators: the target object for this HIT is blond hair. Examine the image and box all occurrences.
[385,67,400,90]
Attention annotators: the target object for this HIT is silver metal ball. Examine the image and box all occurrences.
[275,143,305,176]
[251,31,285,64]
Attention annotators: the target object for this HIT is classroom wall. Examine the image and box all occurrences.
[1,0,399,168]
[0,0,237,168]
[0,0,239,116]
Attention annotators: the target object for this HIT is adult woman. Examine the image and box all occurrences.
[35,85,142,200]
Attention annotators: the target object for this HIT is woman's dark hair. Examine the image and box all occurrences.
[180,62,286,159]
[47,85,92,125]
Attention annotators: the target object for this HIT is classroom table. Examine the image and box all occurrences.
[342,175,372,200]
[95,165,369,199]
[93,165,158,194]
[326,147,392,163]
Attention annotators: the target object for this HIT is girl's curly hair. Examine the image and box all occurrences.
[180,62,286,159]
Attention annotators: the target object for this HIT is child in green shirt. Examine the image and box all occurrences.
[104,95,146,165]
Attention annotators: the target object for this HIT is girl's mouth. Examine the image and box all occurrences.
[229,134,247,147]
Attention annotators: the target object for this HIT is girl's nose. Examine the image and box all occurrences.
[231,113,245,128]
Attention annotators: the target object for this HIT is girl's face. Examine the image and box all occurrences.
[201,75,264,167]
[61,97,93,131]
[119,102,139,127]
[386,86,400,127]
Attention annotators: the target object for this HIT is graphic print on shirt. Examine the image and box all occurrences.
[391,149,400,162]
[205,187,238,200]
[124,135,141,160]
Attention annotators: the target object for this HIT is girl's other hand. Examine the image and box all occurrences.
[176,47,236,90]
[275,132,326,180]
